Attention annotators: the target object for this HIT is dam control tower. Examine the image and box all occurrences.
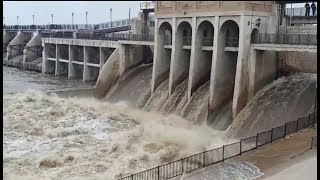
[152,1,278,118]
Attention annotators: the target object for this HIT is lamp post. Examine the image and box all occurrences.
[72,13,74,29]
[51,14,53,25]
[129,8,131,35]
[85,11,88,28]
[17,16,19,25]
[110,8,112,27]
[3,16,5,26]
[33,14,34,25]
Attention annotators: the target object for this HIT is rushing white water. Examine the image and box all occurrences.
[3,90,237,180]
[227,73,317,138]
[4,60,316,180]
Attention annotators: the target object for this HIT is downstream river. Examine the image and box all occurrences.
[3,66,94,94]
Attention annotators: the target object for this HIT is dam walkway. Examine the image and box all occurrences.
[181,127,317,180]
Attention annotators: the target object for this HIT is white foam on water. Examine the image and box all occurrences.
[4,90,235,179]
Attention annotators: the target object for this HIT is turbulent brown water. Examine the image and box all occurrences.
[105,64,153,108]
[3,91,233,180]
[227,73,317,139]
[3,60,317,179]
[181,81,210,123]
[143,79,169,112]
[161,79,189,115]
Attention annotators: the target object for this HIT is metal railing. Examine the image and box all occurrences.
[119,100,317,180]
[252,33,317,46]
[203,37,214,46]
[4,18,155,31]
[3,18,135,31]
[183,37,192,46]
[42,32,155,42]
[286,7,317,17]
[225,37,239,47]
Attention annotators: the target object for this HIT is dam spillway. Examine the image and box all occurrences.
[3,1,317,126]
[3,1,318,179]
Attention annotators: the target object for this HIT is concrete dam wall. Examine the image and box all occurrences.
[93,47,316,139]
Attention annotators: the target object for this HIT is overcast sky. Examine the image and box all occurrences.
[3,1,141,25]
[3,1,316,25]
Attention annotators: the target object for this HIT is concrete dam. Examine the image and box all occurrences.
[3,1,317,138]
[3,1,317,179]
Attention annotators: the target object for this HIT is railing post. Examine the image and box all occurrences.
[271,128,273,143]
[307,34,310,46]
[222,145,225,162]
[299,34,300,45]
[284,123,287,137]
[256,134,259,148]
[203,151,206,167]
[296,119,299,132]
[131,174,133,180]
[181,158,184,174]
[157,165,160,180]
[308,114,311,127]
[240,139,242,156]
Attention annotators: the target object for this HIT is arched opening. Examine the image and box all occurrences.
[183,30,188,37]
[169,21,192,94]
[210,20,239,112]
[251,28,259,43]
[191,20,214,95]
[153,22,173,91]
[223,20,239,47]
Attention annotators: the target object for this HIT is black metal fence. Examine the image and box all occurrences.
[119,107,317,180]
[252,33,317,46]
[311,136,317,149]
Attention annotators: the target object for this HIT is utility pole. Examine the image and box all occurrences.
[33,14,34,25]
[51,14,53,24]
[3,16,5,26]
[17,16,19,25]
